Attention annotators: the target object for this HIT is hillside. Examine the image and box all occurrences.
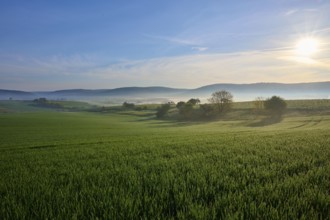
[0,89,36,100]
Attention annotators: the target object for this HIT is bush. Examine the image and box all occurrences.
[34,98,48,103]
[33,98,63,109]
[187,98,200,105]
[178,103,194,117]
[264,96,287,115]
[176,101,186,109]
[156,103,171,118]
[200,104,215,117]
[122,102,135,109]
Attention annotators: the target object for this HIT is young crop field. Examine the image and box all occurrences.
[0,101,330,219]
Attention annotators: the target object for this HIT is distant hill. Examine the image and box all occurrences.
[187,82,330,100]
[48,87,187,97]
[0,89,36,100]
[1,82,329,103]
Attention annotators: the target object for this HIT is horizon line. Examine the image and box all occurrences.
[1,80,330,92]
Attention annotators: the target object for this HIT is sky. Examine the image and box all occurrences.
[0,0,330,91]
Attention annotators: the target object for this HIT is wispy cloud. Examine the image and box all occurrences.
[0,54,98,76]
[284,9,298,16]
[142,33,198,46]
[0,54,102,90]
[279,55,330,70]
[284,8,319,16]
[1,47,330,91]
[86,49,330,88]
[191,47,208,52]
[314,26,330,34]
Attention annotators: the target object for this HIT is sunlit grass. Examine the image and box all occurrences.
[0,102,330,219]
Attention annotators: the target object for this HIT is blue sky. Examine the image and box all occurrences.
[1,0,330,90]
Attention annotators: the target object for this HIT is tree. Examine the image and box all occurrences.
[176,101,186,109]
[156,103,171,118]
[253,97,264,112]
[187,98,200,105]
[264,96,287,115]
[34,97,48,103]
[178,102,194,117]
[33,97,62,108]
[208,90,233,113]
[200,104,215,117]
[122,102,135,109]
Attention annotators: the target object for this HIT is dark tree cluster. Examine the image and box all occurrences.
[159,92,235,120]
[187,98,200,105]
[200,104,215,117]
[122,102,149,111]
[264,96,287,115]
[33,98,62,108]
[33,97,48,104]
[122,102,135,109]
[176,98,200,118]
[153,90,287,122]
[156,103,171,118]
[135,106,148,111]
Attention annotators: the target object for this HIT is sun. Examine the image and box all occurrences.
[295,38,319,57]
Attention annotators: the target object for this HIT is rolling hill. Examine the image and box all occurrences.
[1,81,329,103]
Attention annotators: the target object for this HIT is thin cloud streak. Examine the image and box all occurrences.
[87,50,330,88]
[142,33,198,46]
[314,26,330,34]
[284,9,298,16]
[0,54,99,76]
[192,47,208,52]
[1,47,329,90]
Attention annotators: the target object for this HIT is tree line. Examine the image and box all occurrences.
[156,90,287,120]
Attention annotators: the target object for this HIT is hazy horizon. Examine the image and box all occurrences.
[1,81,329,103]
[1,1,330,91]
[1,80,330,92]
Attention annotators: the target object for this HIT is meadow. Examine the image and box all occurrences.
[0,100,330,219]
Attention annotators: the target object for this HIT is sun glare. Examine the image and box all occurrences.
[295,38,319,57]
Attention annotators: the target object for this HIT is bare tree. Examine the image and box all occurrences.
[253,97,264,112]
[208,90,233,113]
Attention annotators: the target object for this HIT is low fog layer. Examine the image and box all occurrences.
[1,82,329,105]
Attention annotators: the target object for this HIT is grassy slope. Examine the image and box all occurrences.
[0,104,330,219]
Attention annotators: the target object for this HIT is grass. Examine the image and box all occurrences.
[0,100,330,219]
[233,99,330,110]
[0,100,96,113]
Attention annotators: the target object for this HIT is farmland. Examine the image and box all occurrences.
[0,100,330,219]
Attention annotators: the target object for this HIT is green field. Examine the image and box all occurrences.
[0,101,330,219]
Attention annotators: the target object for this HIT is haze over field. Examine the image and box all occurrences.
[1,1,330,91]
[1,82,330,103]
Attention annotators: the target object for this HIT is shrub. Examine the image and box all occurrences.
[122,102,135,109]
[156,103,171,118]
[264,96,287,115]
